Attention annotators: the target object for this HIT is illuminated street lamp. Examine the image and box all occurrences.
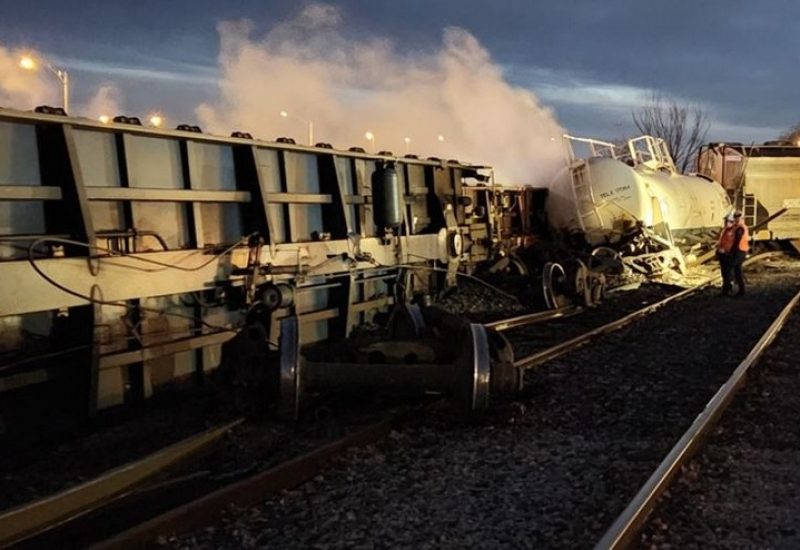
[404,136,411,154]
[365,131,376,151]
[437,134,445,143]
[19,55,70,113]
[148,114,164,128]
[98,115,111,124]
[280,110,314,145]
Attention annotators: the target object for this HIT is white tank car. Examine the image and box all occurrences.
[547,135,730,246]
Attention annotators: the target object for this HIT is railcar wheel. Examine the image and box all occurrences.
[542,262,568,309]
[279,316,303,420]
[590,246,624,274]
[591,278,605,305]
[457,323,491,411]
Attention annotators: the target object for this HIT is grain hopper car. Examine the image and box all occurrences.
[698,142,800,248]
[0,107,607,433]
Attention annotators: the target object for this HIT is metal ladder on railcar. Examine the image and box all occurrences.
[569,159,604,232]
[743,192,757,228]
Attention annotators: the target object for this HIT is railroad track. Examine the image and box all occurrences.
[503,252,784,371]
[4,255,790,548]
[0,412,404,549]
[136,256,794,548]
[597,287,800,548]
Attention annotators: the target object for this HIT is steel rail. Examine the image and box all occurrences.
[595,286,800,550]
[512,252,784,371]
[91,417,395,550]
[513,284,702,370]
[484,306,581,332]
[0,418,243,547]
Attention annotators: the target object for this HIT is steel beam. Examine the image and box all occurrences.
[83,188,251,203]
[0,186,62,200]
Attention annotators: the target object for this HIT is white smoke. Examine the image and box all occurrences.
[0,45,56,109]
[83,84,124,120]
[197,4,565,185]
[0,43,125,119]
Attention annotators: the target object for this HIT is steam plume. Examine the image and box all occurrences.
[0,43,125,119]
[0,45,55,109]
[83,84,123,120]
[198,4,565,185]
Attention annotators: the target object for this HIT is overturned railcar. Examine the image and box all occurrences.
[0,107,525,430]
[547,135,730,275]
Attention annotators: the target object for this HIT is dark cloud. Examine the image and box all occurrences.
[2,0,795,141]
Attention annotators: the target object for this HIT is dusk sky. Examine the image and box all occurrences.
[1,1,795,150]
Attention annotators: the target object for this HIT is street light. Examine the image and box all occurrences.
[98,115,111,124]
[404,136,411,154]
[365,131,376,151]
[148,114,164,128]
[280,110,314,145]
[19,55,70,113]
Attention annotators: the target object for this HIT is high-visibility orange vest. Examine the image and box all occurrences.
[717,223,749,253]
[717,225,735,253]
[734,223,750,252]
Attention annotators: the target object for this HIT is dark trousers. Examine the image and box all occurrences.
[721,251,746,295]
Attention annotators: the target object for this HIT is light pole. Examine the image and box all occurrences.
[437,134,445,156]
[365,131,376,151]
[404,137,411,154]
[280,110,314,145]
[20,55,70,113]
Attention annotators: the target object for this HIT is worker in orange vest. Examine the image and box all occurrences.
[716,211,750,296]
[716,214,734,294]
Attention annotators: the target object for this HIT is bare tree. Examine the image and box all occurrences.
[632,93,710,173]
[778,124,800,145]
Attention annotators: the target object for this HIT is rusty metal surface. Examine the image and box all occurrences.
[595,287,800,550]
[91,417,395,550]
[0,418,243,548]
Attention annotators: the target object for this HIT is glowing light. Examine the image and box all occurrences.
[18,54,70,112]
[404,137,411,144]
[19,56,36,70]
[149,114,163,128]
[280,110,314,144]
[364,131,376,150]
[437,135,445,142]
[98,115,111,124]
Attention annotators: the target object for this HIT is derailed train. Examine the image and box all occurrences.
[548,135,731,275]
[0,107,740,434]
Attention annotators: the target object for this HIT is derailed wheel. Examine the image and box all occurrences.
[590,275,606,306]
[590,246,624,274]
[456,323,491,412]
[542,262,569,309]
[279,316,303,420]
[387,303,426,339]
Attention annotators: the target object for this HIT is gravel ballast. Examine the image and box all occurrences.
[170,262,800,549]
[640,284,800,549]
